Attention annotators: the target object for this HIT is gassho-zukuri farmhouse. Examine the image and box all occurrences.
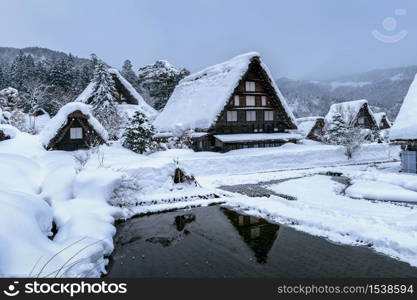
[153,52,302,152]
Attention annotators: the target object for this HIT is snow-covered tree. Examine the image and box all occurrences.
[89,59,121,139]
[121,59,138,87]
[322,113,348,145]
[343,127,367,159]
[323,112,367,159]
[137,60,190,110]
[122,111,156,154]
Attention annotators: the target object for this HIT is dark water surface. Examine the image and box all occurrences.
[107,205,417,278]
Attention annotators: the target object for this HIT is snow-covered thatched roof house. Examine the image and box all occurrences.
[390,75,417,143]
[41,103,108,151]
[296,117,325,141]
[373,112,391,130]
[390,74,417,173]
[324,99,378,130]
[76,68,157,120]
[154,52,299,152]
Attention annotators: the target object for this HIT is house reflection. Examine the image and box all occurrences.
[221,208,280,264]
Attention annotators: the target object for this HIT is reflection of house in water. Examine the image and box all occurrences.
[221,208,280,264]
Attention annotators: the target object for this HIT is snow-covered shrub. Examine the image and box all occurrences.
[155,129,193,151]
[122,111,156,154]
[172,159,198,186]
[110,173,142,207]
[73,151,91,174]
[343,128,367,159]
[323,112,367,159]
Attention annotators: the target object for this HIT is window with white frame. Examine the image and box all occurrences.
[246,95,255,106]
[246,111,256,121]
[226,111,237,122]
[70,127,83,139]
[357,117,365,125]
[245,81,256,92]
[261,96,267,106]
[234,95,240,106]
[264,111,274,121]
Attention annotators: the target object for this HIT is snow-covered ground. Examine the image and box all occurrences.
[1,130,416,277]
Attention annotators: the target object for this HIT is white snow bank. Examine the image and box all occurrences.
[390,74,417,140]
[40,102,108,147]
[176,143,399,176]
[0,124,19,139]
[346,180,417,203]
[228,175,417,267]
[0,189,58,277]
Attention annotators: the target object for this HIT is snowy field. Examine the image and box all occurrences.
[1,130,417,277]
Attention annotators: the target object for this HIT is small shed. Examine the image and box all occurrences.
[40,103,108,151]
[296,117,325,141]
[390,74,417,173]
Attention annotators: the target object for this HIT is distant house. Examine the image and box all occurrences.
[76,68,157,120]
[325,99,378,130]
[153,52,301,152]
[296,117,325,141]
[40,103,108,151]
[373,112,392,130]
[390,74,417,173]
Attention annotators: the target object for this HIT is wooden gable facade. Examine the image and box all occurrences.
[305,118,325,141]
[353,103,378,130]
[45,110,106,151]
[378,115,391,130]
[193,58,298,152]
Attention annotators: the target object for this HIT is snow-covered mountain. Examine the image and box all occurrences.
[0,46,89,67]
[277,66,417,120]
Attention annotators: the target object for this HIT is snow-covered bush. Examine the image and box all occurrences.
[324,112,367,159]
[122,111,156,154]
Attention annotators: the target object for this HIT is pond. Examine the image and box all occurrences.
[107,205,417,278]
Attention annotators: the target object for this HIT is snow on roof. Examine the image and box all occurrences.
[40,102,108,146]
[0,124,19,139]
[296,117,323,137]
[214,133,302,143]
[325,99,373,126]
[108,68,157,118]
[153,52,296,132]
[391,74,417,140]
[373,112,391,128]
[75,68,157,119]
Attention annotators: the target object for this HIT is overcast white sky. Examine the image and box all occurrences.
[1,0,417,79]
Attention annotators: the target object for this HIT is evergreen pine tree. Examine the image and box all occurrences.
[323,112,348,145]
[90,59,121,138]
[122,111,156,154]
[137,60,190,110]
[121,59,138,87]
